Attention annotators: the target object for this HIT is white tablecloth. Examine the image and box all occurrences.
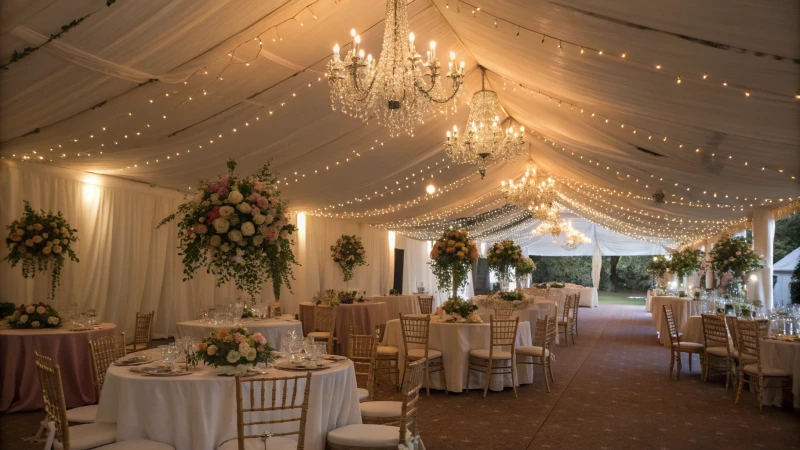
[476,303,558,344]
[548,287,599,308]
[175,319,303,352]
[759,339,800,408]
[645,290,656,312]
[681,315,705,344]
[651,296,695,346]
[367,295,421,320]
[96,350,362,450]
[381,318,534,393]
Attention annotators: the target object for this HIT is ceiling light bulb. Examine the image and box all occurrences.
[426,184,436,194]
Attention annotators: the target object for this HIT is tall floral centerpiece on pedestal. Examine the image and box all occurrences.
[668,247,703,280]
[158,159,298,307]
[487,240,522,288]
[429,229,479,299]
[647,255,670,290]
[331,235,367,284]
[4,201,79,301]
[709,233,763,294]
[514,257,536,289]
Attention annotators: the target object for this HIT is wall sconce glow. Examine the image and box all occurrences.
[749,273,758,282]
[297,212,306,234]
[426,184,436,194]
[388,231,396,249]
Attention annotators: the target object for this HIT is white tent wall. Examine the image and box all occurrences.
[773,247,799,305]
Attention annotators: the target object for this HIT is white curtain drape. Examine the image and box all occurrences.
[591,243,602,288]
[749,207,775,310]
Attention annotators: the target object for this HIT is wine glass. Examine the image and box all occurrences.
[86,309,98,329]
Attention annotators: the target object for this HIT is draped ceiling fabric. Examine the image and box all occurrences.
[0,1,798,309]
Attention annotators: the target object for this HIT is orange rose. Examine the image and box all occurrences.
[217,329,228,338]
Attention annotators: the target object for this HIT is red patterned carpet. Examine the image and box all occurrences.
[2,304,798,449]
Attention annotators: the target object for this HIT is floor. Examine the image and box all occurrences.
[2,305,798,449]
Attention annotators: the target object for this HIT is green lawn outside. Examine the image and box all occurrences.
[598,291,646,306]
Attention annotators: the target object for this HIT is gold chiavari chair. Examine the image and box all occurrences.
[734,319,790,410]
[701,314,733,387]
[557,295,576,346]
[35,350,173,450]
[400,314,446,396]
[493,300,516,319]
[375,324,400,388]
[308,305,336,354]
[327,358,425,450]
[516,315,557,392]
[417,296,433,315]
[663,305,704,379]
[217,373,312,450]
[467,316,520,398]
[126,311,154,353]
[572,293,581,336]
[348,326,378,403]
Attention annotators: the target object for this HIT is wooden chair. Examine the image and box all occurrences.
[417,296,433,315]
[327,358,425,450]
[701,314,733,388]
[399,314,446,396]
[557,295,576,346]
[663,305,704,379]
[126,311,154,353]
[516,315,557,392]
[308,305,336,354]
[348,326,378,403]
[34,350,172,450]
[493,300,516,319]
[217,372,312,450]
[375,324,400,388]
[572,292,581,335]
[467,316,520,398]
[734,319,790,410]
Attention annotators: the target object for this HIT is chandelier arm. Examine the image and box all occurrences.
[416,78,464,103]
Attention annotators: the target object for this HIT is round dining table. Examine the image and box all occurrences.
[96,349,362,450]
[299,302,389,355]
[367,295,421,319]
[759,339,800,408]
[0,322,117,412]
[175,318,303,351]
[382,316,534,393]
[476,301,559,344]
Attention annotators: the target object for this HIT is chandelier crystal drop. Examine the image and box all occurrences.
[444,68,525,177]
[327,0,466,136]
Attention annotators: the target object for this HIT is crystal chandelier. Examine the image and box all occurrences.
[532,219,564,241]
[501,155,557,216]
[326,0,466,136]
[562,220,592,250]
[444,67,525,178]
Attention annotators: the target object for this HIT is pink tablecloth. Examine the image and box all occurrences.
[299,303,389,355]
[0,322,117,412]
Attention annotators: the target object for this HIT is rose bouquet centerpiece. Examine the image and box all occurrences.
[668,247,703,279]
[158,159,298,305]
[313,289,339,306]
[709,233,763,280]
[196,327,275,375]
[4,201,79,300]
[487,240,523,285]
[493,290,530,310]
[337,290,366,304]
[514,257,536,288]
[6,303,62,329]
[441,297,480,323]
[331,235,367,283]
[429,229,479,298]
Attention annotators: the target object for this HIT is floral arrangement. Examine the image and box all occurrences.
[709,233,763,278]
[331,235,367,283]
[337,290,366,304]
[389,289,401,296]
[441,297,479,322]
[429,229,479,298]
[646,255,670,278]
[486,240,523,283]
[497,290,525,301]
[5,303,62,329]
[313,289,340,306]
[514,257,536,278]
[158,159,298,299]
[534,282,549,289]
[196,327,274,375]
[4,201,79,299]
[549,282,565,289]
[241,306,255,319]
[668,247,703,278]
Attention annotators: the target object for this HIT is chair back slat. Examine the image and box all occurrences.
[533,317,548,347]
[561,294,575,323]
[235,372,313,449]
[313,306,335,333]
[701,314,729,349]
[400,314,430,346]
[735,319,769,362]
[417,296,433,315]
[132,311,155,351]
[490,316,519,348]
[572,293,581,320]
[399,358,426,444]
[546,315,557,348]
[89,332,126,395]
[34,350,69,448]
[662,305,680,346]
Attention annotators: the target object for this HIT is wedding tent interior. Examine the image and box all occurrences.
[1,0,799,449]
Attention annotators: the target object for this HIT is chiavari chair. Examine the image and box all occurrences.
[348,326,378,403]
[516,315,557,392]
[308,305,336,354]
[417,296,433,315]
[492,300,516,319]
[399,314,446,396]
[733,319,790,410]
[557,295,576,346]
[701,314,733,388]
[467,316,520,398]
[126,311,154,353]
[663,305,704,379]
[375,323,400,388]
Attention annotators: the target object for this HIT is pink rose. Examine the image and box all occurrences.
[208,182,220,193]
[250,206,260,216]
[234,332,245,343]
[735,251,742,256]
[252,181,265,192]
[256,197,269,208]
[248,193,260,202]
[262,226,278,241]
[194,224,208,235]
[252,332,267,345]
[217,187,229,198]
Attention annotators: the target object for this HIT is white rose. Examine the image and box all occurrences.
[19,315,29,323]
[212,217,230,233]
[25,239,34,247]
[218,206,235,218]
[48,317,60,325]
[226,350,241,364]
[228,229,243,242]
[264,214,274,225]
[193,192,203,203]
[253,236,264,246]
[26,306,35,314]
[220,244,231,253]
[46,241,54,247]
[36,306,46,314]
[53,245,63,254]
[60,226,68,235]
[253,214,266,225]
[279,230,289,239]
[240,222,255,237]
[238,342,251,354]
[210,193,221,205]
[42,233,48,239]
[32,235,43,243]
[210,235,222,247]
[42,247,52,255]
[236,248,245,256]
[201,200,211,207]
[246,348,257,361]
[31,321,40,328]
[227,191,244,204]
[236,202,252,214]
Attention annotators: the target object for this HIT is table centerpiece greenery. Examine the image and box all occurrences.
[196,327,274,376]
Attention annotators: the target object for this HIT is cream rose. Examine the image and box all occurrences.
[36,306,46,315]
[52,239,61,246]
[42,247,52,255]
[218,206,235,218]
[236,202,252,214]
[53,245,63,254]
[253,214,266,225]
[31,321,40,328]
[210,193,221,205]
[240,222,256,237]
[226,350,241,363]
[227,190,244,204]
[210,235,222,247]
[32,235,43,243]
[48,317,60,325]
[228,229,243,242]
[26,306,35,314]
[246,348,257,361]
[212,217,230,233]
[25,239,34,247]
[264,214,274,225]
[207,345,218,355]
[253,235,264,246]
[238,342,251,354]
[19,315,29,324]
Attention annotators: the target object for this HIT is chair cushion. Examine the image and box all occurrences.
[307,331,331,338]
[327,424,409,447]
[407,348,442,360]
[672,342,704,351]
[705,346,730,357]
[469,349,512,360]
[97,440,176,450]
[360,401,402,419]
[54,423,117,450]
[516,346,549,358]
[742,364,791,377]
[377,346,399,356]
[66,404,98,423]
[217,436,297,450]
[357,388,370,401]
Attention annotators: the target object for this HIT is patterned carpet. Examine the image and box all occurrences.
[2,305,798,449]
